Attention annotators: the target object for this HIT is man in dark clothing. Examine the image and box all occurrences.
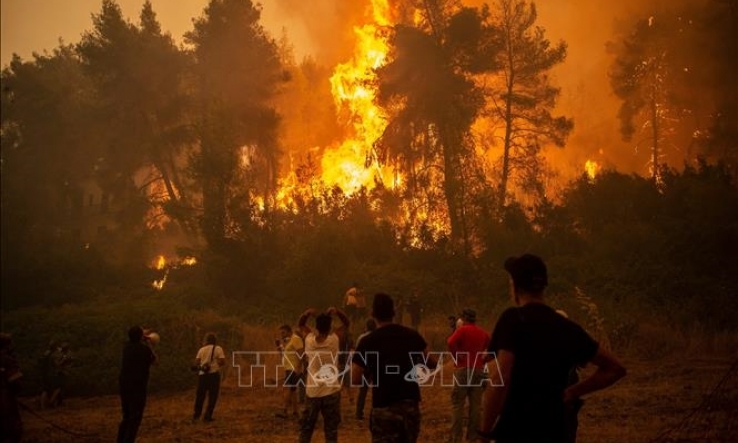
[352,293,437,443]
[477,254,626,443]
[117,326,157,443]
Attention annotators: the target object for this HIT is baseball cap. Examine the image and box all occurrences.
[461,308,477,323]
[504,254,548,293]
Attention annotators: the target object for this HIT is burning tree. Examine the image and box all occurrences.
[485,0,573,208]
[610,1,738,180]
[374,1,499,253]
[185,0,285,248]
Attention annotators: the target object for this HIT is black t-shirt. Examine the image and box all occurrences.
[119,342,156,392]
[351,323,427,408]
[488,303,598,443]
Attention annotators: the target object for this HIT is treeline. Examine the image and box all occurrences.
[1,1,737,330]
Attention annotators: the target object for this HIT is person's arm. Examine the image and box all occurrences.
[329,306,350,329]
[298,308,317,337]
[564,346,626,401]
[447,327,462,354]
[477,349,514,442]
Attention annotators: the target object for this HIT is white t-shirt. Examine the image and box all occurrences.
[304,332,341,398]
[195,344,226,374]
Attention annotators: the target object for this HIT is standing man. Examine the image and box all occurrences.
[352,293,437,443]
[447,308,489,443]
[117,326,157,443]
[298,307,349,443]
[477,254,626,443]
[192,332,226,423]
[276,324,304,419]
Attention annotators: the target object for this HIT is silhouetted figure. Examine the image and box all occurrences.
[477,254,626,443]
[352,293,437,443]
[117,326,156,443]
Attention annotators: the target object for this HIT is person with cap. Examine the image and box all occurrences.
[351,293,437,443]
[476,254,626,443]
[117,326,157,443]
[447,308,490,442]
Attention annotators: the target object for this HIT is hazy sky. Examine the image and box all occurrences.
[0,0,314,65]
[0,0,649,175]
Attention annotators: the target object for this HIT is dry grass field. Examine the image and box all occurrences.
[19,353,736,443]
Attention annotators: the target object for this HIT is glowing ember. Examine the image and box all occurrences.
[181,256,197,266]
[152,269,168,290]
[154,255,166,270]
[585,160,600,180]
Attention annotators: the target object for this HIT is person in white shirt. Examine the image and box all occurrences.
[297,307,349,443]
[192,332,226,423]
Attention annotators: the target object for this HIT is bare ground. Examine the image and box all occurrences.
[19,356,735,443]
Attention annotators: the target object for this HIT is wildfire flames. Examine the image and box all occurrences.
[320,0,396,194]
[151,255,198,291]
[585,160,600,180]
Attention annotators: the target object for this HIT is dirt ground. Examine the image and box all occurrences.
[18,355,736,443]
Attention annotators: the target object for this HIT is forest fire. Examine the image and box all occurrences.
[320,0,396,194]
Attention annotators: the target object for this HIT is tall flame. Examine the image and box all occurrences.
[585,160,599,180]
[321,0,395,194]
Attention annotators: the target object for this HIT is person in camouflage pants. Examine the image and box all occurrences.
[352,293,437,443]
[369,400,421,443]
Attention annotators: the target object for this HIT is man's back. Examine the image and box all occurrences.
[488,303,598,442]
[353,323,427,408]
[448,323,489,369]
[119,342,155,391]
[303,333,341,398]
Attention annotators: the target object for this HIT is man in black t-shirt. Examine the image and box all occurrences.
[477,254,626,443]
[117,326,157,443]
[352,293,437,443]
